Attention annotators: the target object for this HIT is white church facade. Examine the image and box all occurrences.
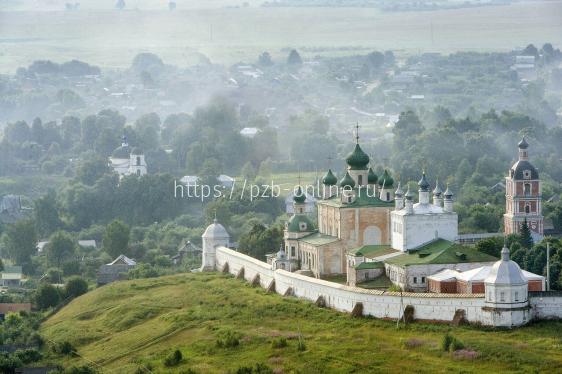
[109,136,148,178]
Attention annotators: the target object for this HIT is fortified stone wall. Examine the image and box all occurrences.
[216,247,491,325]
[530,291,562,320]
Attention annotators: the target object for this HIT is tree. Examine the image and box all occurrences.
[115,0,125,10]
[35,283,60,310]
[1,220,37,272]
[46,231,76,268]
[238,223,283,260]
[476,237,503,258]
[287,49,302,65]
[103,220,130,258]
[65,276,88,299]
[34,190,63,238]
[76,156,112,185]
[258,51,273,67]
[519,219,534,249]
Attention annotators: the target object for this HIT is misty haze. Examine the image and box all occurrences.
[0,0,562,373]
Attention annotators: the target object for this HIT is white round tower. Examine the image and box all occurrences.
[483,245,530,327]
[200,218,230,271]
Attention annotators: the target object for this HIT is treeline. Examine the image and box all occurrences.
[0,98,279,178]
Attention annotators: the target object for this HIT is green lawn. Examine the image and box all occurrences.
[41,272,562,373]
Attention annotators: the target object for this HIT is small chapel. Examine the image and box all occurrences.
[109,136,148,178]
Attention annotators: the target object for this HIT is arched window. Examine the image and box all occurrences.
[386,192,390,201]
[136,156,141,166]
[358,175,363,185]
[525,204,530,214]
[524,183,531,196]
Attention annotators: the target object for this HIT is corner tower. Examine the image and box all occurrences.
[504,138,543,241]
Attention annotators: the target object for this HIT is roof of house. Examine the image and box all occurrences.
[318,190,394,209]
[78,240,97,248]
[107,255,136,266]
[385,239,498,267]
[349,245,394,258]
[2,266,22,274]
[355,261,385,270]
[299,232,340,246]
[428,266,544,283]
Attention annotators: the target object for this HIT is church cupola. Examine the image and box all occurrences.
[418,171,430,205]
[368,167,378,185]
[378,169,395,202]
[339,171,356,204]
[322,169,337,186]
[345,144,370,170]
[404,185,414,214]
[339,171,356,189]
[443,184,454,213]
[321,168,338,199]
[293,186,307,214]
[433,179,443,207]
[394,182,404,210]
[518,137,529,161]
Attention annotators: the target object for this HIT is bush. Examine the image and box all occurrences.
[449,337,465,352]
[35,283,61,310]
[52,340,75,356]
[65,276,89,299]
[216,331,240,348]
[163,349,183,367]
[14,348,42,364]
[45,268,64,284]
[297,336,306,352]
[271,337,288,349]
[0,353,23,373]
[441,333,453,352]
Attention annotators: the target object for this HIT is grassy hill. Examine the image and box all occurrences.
[41,272,562,373]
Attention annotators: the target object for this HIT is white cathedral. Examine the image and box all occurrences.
[109,136,148,178]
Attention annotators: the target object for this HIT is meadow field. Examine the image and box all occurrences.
[41,272,562,373]
[0,1,561,73]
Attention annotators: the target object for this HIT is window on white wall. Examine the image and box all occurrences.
[500,292,505,302]
[514,291,519,301]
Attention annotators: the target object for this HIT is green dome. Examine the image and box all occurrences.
[339,171,356,188]
[345,144,370,170]
[111,145,130,158]
[378,169,394,188]
[322,169,337,186]
[293,186,306,204]
[367,167,378,184]
[287,214,315,233]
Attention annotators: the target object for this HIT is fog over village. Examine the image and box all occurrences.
[0,0,562,373]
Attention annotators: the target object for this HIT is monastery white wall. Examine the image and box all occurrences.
[530,292,562,320]
[216,247,489,324]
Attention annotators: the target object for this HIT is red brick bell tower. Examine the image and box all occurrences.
[504,137,543,239]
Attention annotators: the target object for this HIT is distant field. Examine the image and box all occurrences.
[41,272,562,373]
[0,1,561,73]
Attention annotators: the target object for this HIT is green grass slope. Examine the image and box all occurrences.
[41,273,562,373]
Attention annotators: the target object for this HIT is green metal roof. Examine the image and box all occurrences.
[378,169,394,188]
[322,169,338,186]
[368,167,378,184]
[345,144,370,170]
[299,232,340,246]
[317,190,394,209]
[293,186,306,204]
[355,261,385,270]
[339,171,356,188]
[349,245,395,258]
[385,239,498,267]
[286,214,315,233]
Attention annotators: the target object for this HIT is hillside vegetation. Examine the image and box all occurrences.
[41,273,562,373]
